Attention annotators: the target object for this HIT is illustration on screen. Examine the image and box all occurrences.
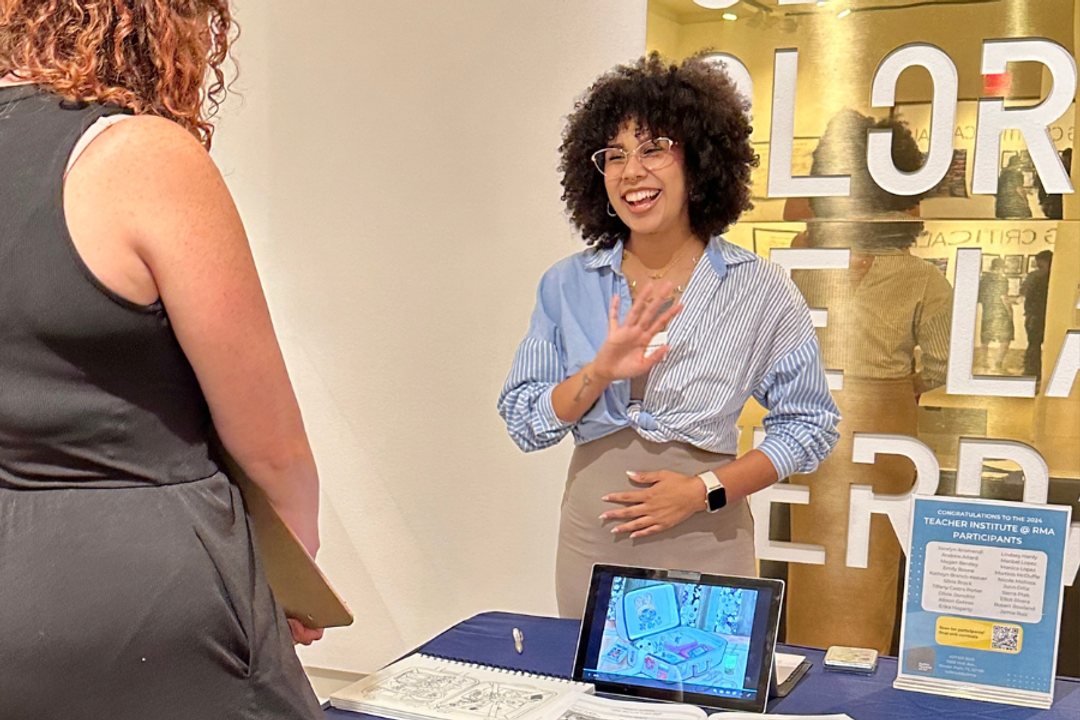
[593,579,758,691]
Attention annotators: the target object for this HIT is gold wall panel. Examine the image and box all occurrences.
[650,0,1079,670]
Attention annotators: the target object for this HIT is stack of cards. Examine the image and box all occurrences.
[823,646,879,676]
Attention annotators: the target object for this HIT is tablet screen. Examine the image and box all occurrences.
[573,565,784,713]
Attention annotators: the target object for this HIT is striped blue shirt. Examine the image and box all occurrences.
[498,237,840,479]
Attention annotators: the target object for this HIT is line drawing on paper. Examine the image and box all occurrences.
[436,682,556,719]
[556,709,604,720]
[360,668,479,706]
[360,667,556,719]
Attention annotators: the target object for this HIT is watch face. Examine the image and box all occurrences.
[707,486,727,512]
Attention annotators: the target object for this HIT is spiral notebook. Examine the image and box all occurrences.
[329,653,594,720]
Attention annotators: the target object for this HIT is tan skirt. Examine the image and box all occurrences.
[555,427,756,618]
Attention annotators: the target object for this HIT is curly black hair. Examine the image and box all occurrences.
[805,109,928,249]
[808,108,927,219]
[559,53,757,249]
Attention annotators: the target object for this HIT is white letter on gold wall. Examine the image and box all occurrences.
[1066,525,1080,587]
[972,39,1077,195]
[868,44,959,195]
[956,438,1049,504]
[954,437,1078,586]
[704,53,753,110]
[847,434,940,568]
[769,248,849,390]
[768,49,851,198]
[1046,331,1080,398]
[749,428,826,564]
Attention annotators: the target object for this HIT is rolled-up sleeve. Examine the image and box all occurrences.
[497,290,575,452]
[753,338,841,480]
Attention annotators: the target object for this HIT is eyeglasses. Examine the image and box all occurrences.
[591,137,677,176]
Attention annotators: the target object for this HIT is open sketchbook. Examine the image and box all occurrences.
[330,654,852,720]
[329,654,593,720]
[568,697,852,720]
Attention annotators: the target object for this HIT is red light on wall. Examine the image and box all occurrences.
[983,72,1012,97]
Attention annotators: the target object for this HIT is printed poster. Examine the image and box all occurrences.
[895,496,1071,709]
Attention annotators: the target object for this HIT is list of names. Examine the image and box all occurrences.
[921,542,1046,623]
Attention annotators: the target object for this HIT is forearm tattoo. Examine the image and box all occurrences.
[573,372,593,402]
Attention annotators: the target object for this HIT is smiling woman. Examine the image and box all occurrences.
[498,54,841,619]
[560,53,757,250]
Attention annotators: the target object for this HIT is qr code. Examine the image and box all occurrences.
[991,624,1020,652]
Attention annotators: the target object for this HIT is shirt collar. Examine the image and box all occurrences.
[583,243,622,271]
[583,236,757,280]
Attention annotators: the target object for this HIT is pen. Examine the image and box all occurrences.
[512,627,524,654]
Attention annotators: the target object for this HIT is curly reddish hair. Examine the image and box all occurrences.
[0,0,234,148]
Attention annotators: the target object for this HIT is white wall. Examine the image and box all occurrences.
[211,0,649,673]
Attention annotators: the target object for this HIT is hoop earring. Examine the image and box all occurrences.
[607,202,617,217]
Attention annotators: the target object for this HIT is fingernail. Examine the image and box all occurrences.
[598,513,607,520]
[626,471,640,479]
[602,495,611,501]
[611,527,620,534]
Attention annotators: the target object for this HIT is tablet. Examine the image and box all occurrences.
[572,565,784,713]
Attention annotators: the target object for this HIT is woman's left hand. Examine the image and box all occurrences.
[600,471,706,538]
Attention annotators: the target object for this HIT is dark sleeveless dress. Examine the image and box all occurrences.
[0,86,322,720]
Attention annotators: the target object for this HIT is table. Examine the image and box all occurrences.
[324,611,1080,719]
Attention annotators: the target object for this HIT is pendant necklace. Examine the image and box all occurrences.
[624,240,701,298]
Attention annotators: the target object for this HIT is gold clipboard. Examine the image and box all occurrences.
[212,436,353,629]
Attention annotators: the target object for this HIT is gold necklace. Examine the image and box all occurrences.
[623,240,696,280]
[625,253,701,298]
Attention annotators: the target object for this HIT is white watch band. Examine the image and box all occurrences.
[699,470,722,510]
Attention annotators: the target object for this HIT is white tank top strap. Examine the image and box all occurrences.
[65,113,133,176]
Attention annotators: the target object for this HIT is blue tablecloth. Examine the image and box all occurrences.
[324,611,1080,719]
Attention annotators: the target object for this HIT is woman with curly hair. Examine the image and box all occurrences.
[1,2,322,717]
[499,54,840,618]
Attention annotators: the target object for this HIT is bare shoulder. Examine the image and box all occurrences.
[73,115,224,199]
[86,114,208,162]
[69,114,241,263]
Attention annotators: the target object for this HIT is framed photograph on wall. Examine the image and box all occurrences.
[1027,255,1041,273]
[928,149,969,198]
[1003,255,1024,275]
[1008,277,1022,296]
[982,254,1001,272]
[752,228,801,256]
[748,138,820,200]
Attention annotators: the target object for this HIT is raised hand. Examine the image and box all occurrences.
[592,281,683,382]
[549,281,684,424]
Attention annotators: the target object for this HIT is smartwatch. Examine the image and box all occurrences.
[699,471,727,513]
